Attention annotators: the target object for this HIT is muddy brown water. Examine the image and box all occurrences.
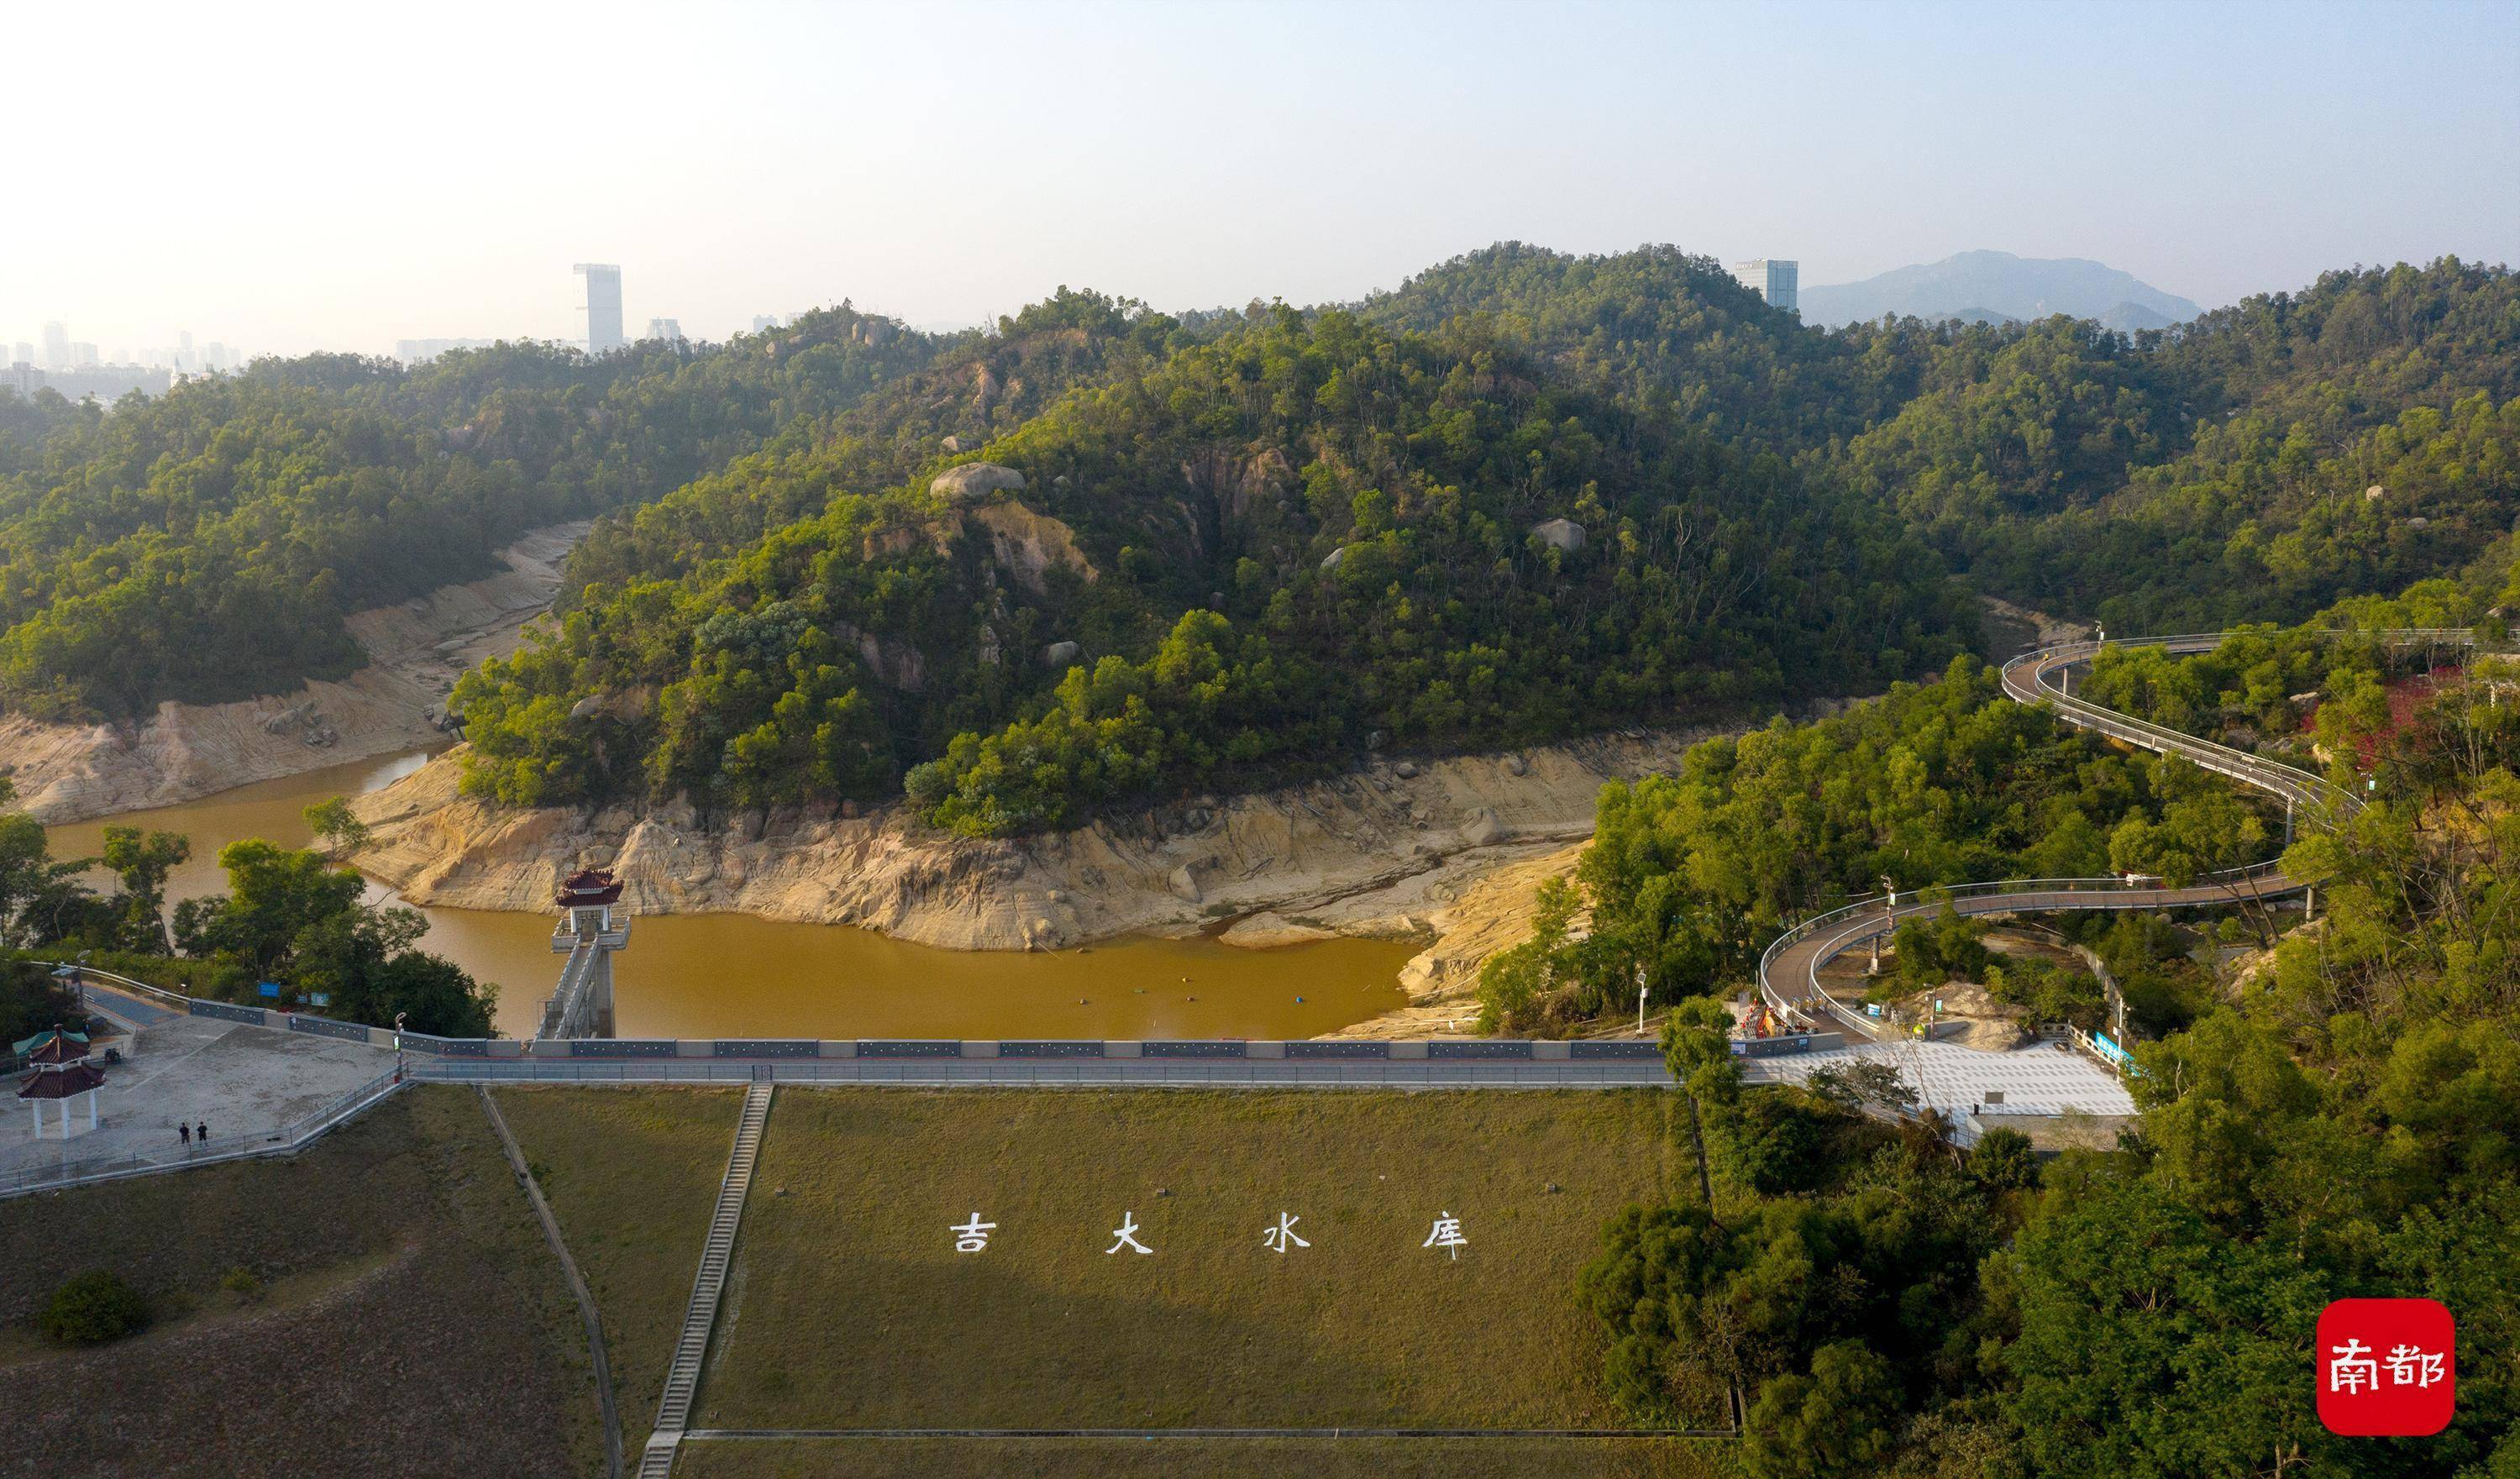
[42,751,1415,1041]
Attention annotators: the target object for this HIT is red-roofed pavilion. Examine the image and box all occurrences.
[16,1027,104,1138]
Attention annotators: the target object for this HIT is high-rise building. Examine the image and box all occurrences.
[643,317,685,344]
[41,323,70,368]
[575,263,625,354]
[1730,259,1799,314]
[70,343,99,369]
[750,314,784,332]
[11,343,34,366]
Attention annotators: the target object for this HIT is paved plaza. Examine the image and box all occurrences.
[3,994,394,1189]
[1751,1038,2138,1121]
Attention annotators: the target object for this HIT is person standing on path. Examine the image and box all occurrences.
[197,1120,208,1146]
[179,1122,190,1149]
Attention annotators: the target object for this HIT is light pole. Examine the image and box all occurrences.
[1635,966,1648,1036]
[1869,875,1897,975]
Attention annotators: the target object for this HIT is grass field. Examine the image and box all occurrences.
[0,1085,596,1478]
[0,1083,1720,1478]
[692,1088,1704,1433]
[672,1435,1733,1478]
[492,1083,747,1440]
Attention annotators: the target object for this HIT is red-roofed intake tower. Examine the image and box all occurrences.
[539,868,631,1040]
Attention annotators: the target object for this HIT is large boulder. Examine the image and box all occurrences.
[1320,545,1353,574]
[970,502,1098,597]
[1530,517,1586,553]
[1042,640,1081,668]
[931,462,1026,505]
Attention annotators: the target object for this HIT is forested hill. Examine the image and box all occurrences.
[1354,242,1930,450]
[1370,247,2519,632]
[2,244,2512,836]
[453,298,1972,831]
[0,305,942,719]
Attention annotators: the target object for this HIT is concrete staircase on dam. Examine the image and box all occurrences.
[639,1079,774,1478]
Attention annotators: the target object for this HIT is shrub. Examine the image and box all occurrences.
[39,1269,149,1345]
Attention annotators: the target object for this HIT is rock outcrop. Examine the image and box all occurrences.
[969,501,1097,597]
[1529,517,1586,553]
[930,461,1026,505]
[1314,841,1592,1039]
[348,725,1753,952]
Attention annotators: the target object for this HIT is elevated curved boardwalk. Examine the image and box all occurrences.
[1755,629,2474,1040]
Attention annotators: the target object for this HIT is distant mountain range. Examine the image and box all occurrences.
[1799,250,2200,332]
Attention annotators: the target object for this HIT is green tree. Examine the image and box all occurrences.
[100,825,190,952]
[176,839,366,978]
[301,797,369,858]
[0,811,54,945]
[1662,995,1741,1206]
[39,1270,149,1345]
[169,837,494,1035]
[1743,1340,1902,1479]
[1967,1126,2040,1193]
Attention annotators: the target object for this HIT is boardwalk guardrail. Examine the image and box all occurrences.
[1751,627,2486,1065]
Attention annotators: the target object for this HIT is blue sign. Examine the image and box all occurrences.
[256,980,281,999]
[308,993,330,1008]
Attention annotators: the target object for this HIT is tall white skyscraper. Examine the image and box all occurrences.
[643,317,685,344]
[1731,260,1800,314]
[575,263,625,354]
[41,323,70,368]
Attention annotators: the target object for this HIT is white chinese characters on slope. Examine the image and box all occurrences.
[941,1209,1475,1258]
[1107,1210,1153,1255]
[1263,1213,1310,1253]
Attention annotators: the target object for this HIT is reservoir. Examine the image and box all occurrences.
[41,752,1416,1041]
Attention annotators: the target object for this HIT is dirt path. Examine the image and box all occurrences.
[480,1086,624,1479]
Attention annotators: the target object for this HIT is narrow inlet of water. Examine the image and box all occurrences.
[41,753,1416,1041]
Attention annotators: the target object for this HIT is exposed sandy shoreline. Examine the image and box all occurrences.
[0,523,589,824]
[344,716,1805,955]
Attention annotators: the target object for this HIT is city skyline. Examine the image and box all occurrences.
[9,0,2515,360]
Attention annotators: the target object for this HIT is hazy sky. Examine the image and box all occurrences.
[11,0,2515,359]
